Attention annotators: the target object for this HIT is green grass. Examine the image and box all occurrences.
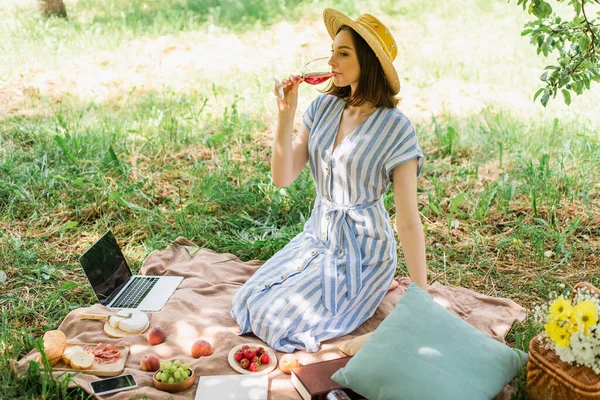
[1,0,600,398]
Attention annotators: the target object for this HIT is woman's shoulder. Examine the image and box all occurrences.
[379,107,414,132]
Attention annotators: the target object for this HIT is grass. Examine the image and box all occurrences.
[1,0,600,398]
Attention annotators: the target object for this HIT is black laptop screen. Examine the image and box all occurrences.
[79,231,132,305]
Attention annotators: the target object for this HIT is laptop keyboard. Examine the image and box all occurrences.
[111,276,159,308]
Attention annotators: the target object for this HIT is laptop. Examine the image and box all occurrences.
[79,231,183,311]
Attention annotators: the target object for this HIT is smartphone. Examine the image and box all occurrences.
[89,374,138,395]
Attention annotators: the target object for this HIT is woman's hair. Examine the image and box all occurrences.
[323,25,399,108]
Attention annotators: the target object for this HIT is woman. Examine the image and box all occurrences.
[231,8,427,353]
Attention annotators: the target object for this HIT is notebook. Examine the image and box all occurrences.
[78,231,183,311]
[291,357,363,400]
[194,374,268,400]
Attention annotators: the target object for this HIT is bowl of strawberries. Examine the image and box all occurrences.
[227,343,278,374]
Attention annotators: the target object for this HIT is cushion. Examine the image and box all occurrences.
[337,333,371,356]
[331,283,528,400]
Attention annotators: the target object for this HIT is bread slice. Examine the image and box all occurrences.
[61,346,84,366]
[69,351,95,370]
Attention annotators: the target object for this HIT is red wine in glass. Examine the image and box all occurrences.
[303,72,336,85]
[273,57,335,100]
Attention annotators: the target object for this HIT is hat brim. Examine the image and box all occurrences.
[323,8,400,95]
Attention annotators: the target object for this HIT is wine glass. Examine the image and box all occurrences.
[272,56,337,100]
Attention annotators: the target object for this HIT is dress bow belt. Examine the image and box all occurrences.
[318,195,383,314]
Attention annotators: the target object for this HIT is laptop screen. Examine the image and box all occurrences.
[79,231,132,305]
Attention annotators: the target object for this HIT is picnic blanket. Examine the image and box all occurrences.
[17,237,526,399]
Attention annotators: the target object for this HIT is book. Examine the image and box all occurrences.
[290,357,363,400]
[194,373,268,400]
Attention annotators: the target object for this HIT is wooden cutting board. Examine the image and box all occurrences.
[52,343,129,377]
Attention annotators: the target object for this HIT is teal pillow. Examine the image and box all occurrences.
[332,283,527,400]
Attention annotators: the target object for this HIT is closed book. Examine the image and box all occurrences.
[290,357,363,400]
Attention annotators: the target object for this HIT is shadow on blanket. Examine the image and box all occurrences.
[17,237,526,399]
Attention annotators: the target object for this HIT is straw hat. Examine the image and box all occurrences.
[323,8,400,94]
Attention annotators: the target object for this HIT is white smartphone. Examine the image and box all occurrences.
[89,374,138,395]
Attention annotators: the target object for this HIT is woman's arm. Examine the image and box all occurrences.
[392,159,428,290]
[271,75,310,187]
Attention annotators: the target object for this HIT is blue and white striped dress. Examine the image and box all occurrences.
[231,94,424,353]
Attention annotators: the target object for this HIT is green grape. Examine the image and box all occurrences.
[168,377,174,384]
[164,361,172,370]
[174,371,181,380]
[182,363,190,370]
[170,365,177,373]
[174,360,181,367]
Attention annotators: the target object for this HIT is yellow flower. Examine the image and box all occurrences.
[570,300,599,334]
[545,319,571,347]
[549,296,572,321]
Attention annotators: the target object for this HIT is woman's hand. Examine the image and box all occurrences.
[277,75,303,114]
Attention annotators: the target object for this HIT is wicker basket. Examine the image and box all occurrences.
[526,282,600,400]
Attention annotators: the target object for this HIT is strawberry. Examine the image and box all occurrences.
[248,362,259,372]
[251,356,260,365]
[240,358,249,369]
[241,345,250,351]
[260,353,270,364]
[243,349,255,360]
[255,347,264,356]
[234,351,244,363]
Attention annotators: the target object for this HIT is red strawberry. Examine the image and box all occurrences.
[241,345,250,351]
[244,350,255,360]
[255,347,264,356]
[240,358,249,369]
[234,351,244,363]
[248,362,259,372]
[251,356,260,365]
[260,353,270,364]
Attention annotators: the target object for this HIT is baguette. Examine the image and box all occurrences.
[69,351,95,370]
[61,346,84,366]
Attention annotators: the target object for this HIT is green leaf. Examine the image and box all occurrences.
[533,87,545,101]
[54,135,78,164]
[561,89,571,105]
[540,88,550,107]
[521,29,533,36]
[578,36,590,51]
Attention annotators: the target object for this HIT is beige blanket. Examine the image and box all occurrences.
[18,237,526,399]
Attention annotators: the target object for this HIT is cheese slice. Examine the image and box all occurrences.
[109,310,148,333]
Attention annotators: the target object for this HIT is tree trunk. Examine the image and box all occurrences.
[38,0,67,18]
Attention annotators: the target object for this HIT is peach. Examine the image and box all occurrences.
[279,353,299,374]
[191,339,213,358]
[146,327,166,345]
[140,354,160,372]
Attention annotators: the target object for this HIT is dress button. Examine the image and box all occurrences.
[326,215,330,220]
[325,194,331,201]
[264,282,271,288]
[281,274,287,279]
[322,233,327,239]
[311,250,317,256]
[297,266,302,271]
[325,167,330,174]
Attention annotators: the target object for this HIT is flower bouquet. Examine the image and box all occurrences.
[527,282,600,400]
[535,283,600,373]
